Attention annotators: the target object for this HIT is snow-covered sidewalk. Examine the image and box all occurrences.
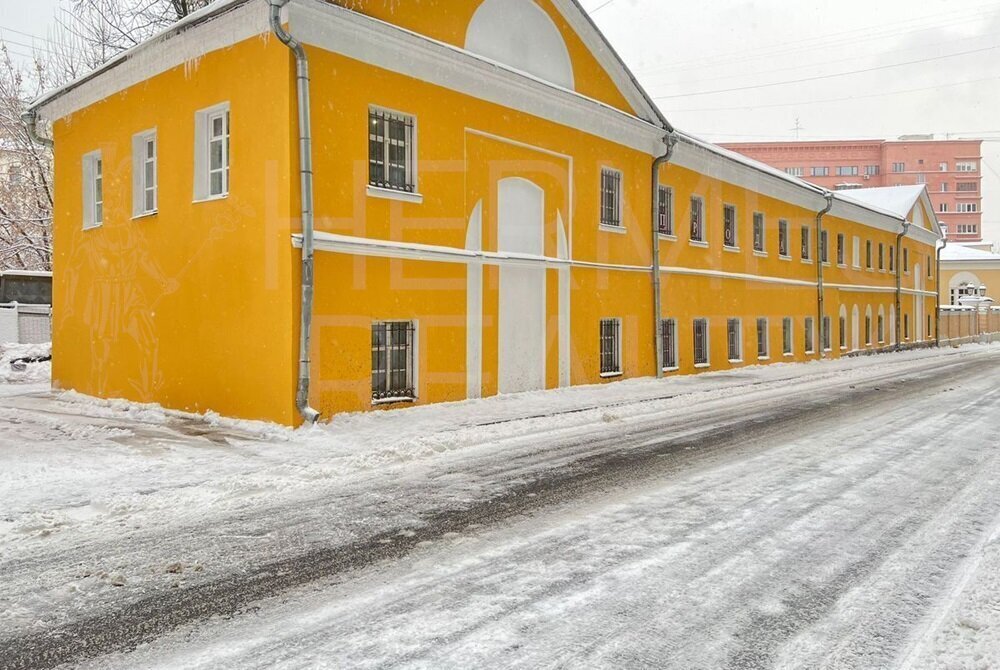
[2,344,999,668]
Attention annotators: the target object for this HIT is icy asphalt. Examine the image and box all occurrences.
[1,346,999,669]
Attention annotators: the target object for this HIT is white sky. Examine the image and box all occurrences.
[2,0,998,240]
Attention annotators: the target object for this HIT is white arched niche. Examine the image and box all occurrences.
[465,0,575,90]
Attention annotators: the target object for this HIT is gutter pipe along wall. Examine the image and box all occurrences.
[815,191,834,358]
[936,237,947,346]
[651,133,677,377]
[894,221,911,349]
[269,0,320,424]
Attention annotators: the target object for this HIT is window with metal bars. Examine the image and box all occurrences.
[753,212,765,252]
[889,245,895,272]
[657,186,673,235]
[804,317,815,354]
[599,318,621,375]
[837,233,845,265]
[661,318,677,370]
[903,248,909,272]
[878,243,884,270]
[878,314,885,343]
[778,220,789,257]
[690,196,705,242]
[727,318,742,362]
[723,204,737,248]
[600,169,622,227]
[800,225,811,260]
[782,317,793,355]
[820,230,829,263]
[904,314,910,339]
[865,314,872,345]
[822,316,831,351]
[756,318,769,359]
[369,108,416,193]
[693,318,709,366]
[371,321,416,402]
[866,240,872,269]
[839,316,846,349]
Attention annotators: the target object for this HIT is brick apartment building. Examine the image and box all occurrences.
[722,137,984,244]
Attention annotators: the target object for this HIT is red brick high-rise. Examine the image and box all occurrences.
[721,137,984,243]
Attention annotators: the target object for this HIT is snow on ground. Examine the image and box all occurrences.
[1,344,1000,668]
[0,341,50,385]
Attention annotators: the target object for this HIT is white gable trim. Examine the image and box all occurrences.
[289,0,664,155]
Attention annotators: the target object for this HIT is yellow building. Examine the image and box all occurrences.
[24,0,943,425]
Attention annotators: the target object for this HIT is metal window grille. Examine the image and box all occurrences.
[903,248,909,272]
[866,241,872,269]
[757,318,768,358]
[837,234,845,264]
[727,318,741,361]
[371,321,416,402]
[889,246,895,272]
[801,226,810,260]
[600,169,622,227]
[723,205,737,247]
[820,230,828,263]
[904,314,909,339]
[804,317,815,353]
[783,317,793,355]
[822,316,831,350]
[690,197,704,241]
[878,315,884,342]
[865,316,872,345]
[839,316,846,348]
[878,244,884,270]
[369,109,415,193]
[600,319,621,374]
[657,186,673,235]
[778,221,788,256]
[661,318,677,369]
[753,213,764,252]
[694,319,708,365]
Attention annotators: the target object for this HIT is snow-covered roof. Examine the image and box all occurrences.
[940,245,1000,262]
[837,185,927,219]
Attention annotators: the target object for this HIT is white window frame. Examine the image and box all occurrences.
[367,105,419,202]
[599,168,623,230]
[82,150,103,230]
[836,233,845,266]
[752,212,766,254]
[723,203,738,250]
[657,185,674,237]
[822,316,832,352]
[727,317,743,363]
[194,102,230,202]
[756,318,769,360]
[599,317,623,377]
[800,225,811,261]
[689,196,705,244]
[852,236,861,268]
[804,317,815,354]
[132,129,157,217]
[782,317,793,356]
[693,318,710,368]
[778,219,790,258]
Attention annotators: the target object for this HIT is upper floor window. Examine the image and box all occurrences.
[956,161,978,172]
[599,168,622,228]
[939,162,948,172]
[600,318,622,376]
[852,236,861,268]
[915,174,926,184]
[836,166,858,176]
[778,220,789,257]
[800,225,811,260]
[865,240,873,269]
[864,165,880,176]
[878,242,884,270]
[657,186,673,235]
[811,166,829,177]
[820,230,829,263]
[957,202,978,213]
[723,204,738,248]
[194,102,230,200]
[785,167,804,177]
[903,248,910,273]
[753,212,765,252]
[836,233,845,265]
[956,182,978,192]
[82,150,103,229]
[941,183,949,192]
[371,321,417,403]
[132,130,157,216]
[369,107,416,193]
[892,162,905,173]
[940,203,949,213]
[889,245,895,273]
[690,196,705,242]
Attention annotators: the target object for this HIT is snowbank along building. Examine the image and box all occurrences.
[25,0,944,425]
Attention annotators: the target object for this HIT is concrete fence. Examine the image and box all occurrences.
[0,302,52,344]
[939,305,1000,345]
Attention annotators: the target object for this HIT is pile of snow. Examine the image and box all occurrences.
[0,342,51,384]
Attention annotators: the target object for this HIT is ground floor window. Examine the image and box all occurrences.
[878,314,885,343]
[757,318,769,359]
[727,318,742,362]
[371,321,416,402]
[904,314,910,340]
[804,317,815,354]
[927,314,932,339]
[600,318,622,376]
[661,318,677,370]
[782,317,793,355]
[822,316,831,351]
[694,318,709,366]
[865,314,872,345]
[839,316,846,349]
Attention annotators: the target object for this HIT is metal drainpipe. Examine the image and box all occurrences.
[21,110,54,149]
[269,0,320,424]
[815,191,834,359]
[894,221,911,350]
[935,237,947,347]
[651,133,677,378]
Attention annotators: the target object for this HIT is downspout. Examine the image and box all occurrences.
[651,133,677,378]
[935,237,947,347]
[21,110,53,149]
[815,191,834,358]
[894,220,911,350]
[269,0,320,424]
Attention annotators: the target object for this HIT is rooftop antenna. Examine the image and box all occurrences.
[790,117,805,141]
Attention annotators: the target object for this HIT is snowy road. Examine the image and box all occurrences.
[2,347,1000,669]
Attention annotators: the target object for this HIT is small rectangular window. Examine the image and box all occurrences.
[693,318,709,366]
[865,165,880,176]
[804,317,815,354]
[801,225,811,260]
[657,186,673,235]
[940,203,948,213]
[371,321,416,402]
[892,162,905,173]
[865,313,872,345]
[956,161,978,172]
[690,196,705,242]
[839,315,846,349]
[661,318,677,370]
[723,204,738,248]
[956,182,978,192]
[822,316,831,351]
[866,240,872,269]
[727,318,742,362]
[600,318,622,375]
[785,167,804,177]
[194,102,230,201]
[82,150,103,229]
[903,248,909,272]
[782,317,793,356]
[820,230,829,263]
[852,236,861,268]
[878,243,884,270]
[132,130,157,216]
[904,314,910,339]
[599,169,622,228]
[369,107,416,193]
[752,212,765,252]
[837,233,845,265]
[878,314,885,343]
[889,245,895,273]
[811,166,829,177]
[778,220,789,257]
[957,202,978,213]
[756,318,769,359]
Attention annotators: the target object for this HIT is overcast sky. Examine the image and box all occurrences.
[3,0,999,240]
